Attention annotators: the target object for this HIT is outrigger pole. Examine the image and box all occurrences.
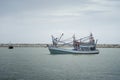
[58,33,64,42]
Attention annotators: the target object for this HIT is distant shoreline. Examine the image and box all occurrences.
[0,44,120,48]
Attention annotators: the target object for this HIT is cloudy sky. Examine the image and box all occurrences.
[0,0,120,44]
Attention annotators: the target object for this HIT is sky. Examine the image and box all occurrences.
[0,0,120,44]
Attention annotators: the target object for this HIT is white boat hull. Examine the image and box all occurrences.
[48,47,99,54]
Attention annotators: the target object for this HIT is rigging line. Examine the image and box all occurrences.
[58,43,73,47]
[74,36,90,41]
[61,37,73,41]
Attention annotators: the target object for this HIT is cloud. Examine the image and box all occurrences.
[0,0,120,43]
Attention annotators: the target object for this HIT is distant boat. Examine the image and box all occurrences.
[8,42,14,49]
[47,33,99,54]
[8,45,14,49]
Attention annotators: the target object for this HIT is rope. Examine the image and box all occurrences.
[61,37,73,41]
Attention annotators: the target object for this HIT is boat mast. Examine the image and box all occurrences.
[51,35,57,47]
[51,33,64,47]
[58,33,64,42]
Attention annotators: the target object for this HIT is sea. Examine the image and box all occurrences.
[0,47,120,80]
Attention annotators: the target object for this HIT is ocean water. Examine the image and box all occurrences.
[0,48,120,80]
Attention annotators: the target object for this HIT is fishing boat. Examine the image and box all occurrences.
[47,33,99,54]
